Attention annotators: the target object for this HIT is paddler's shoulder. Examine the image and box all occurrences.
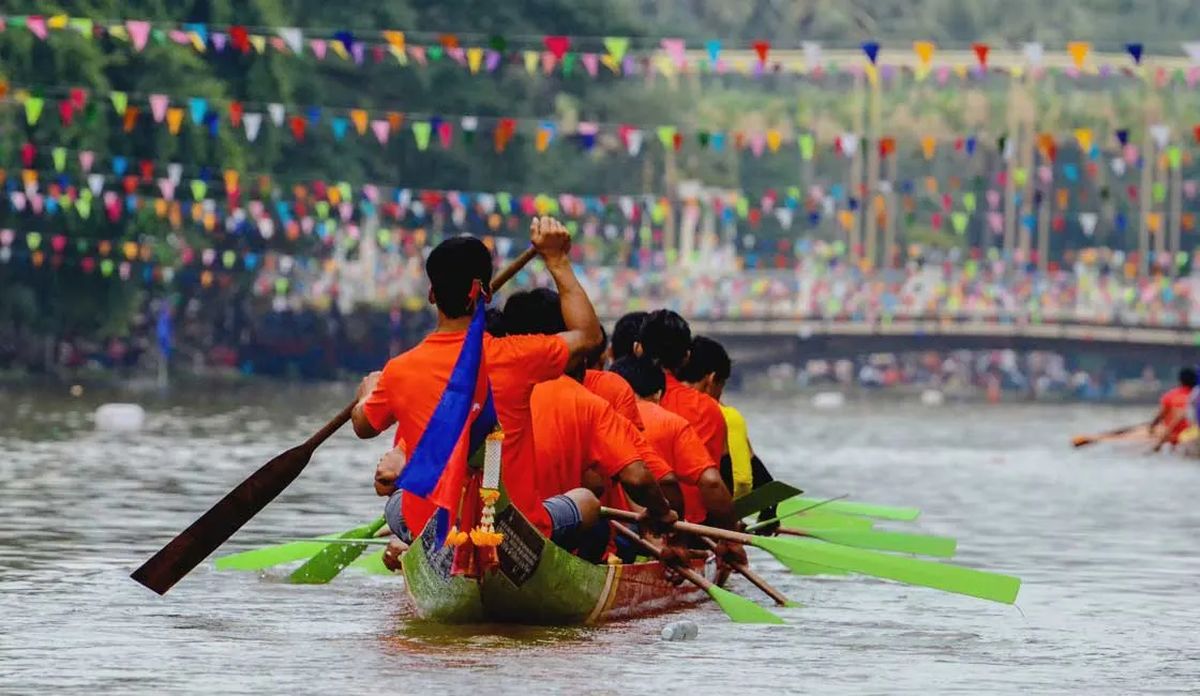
[483,332,570,363]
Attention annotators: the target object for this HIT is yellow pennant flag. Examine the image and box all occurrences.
[189,32,206,52]
[600,53,621,73]
[250,35,267,54]
[766,129,782,153]
[1146,212,1163,233]
[330,39,349,60]
[1056,188,1069,209]
[536,128,552,152]
[838,210,855,231]
[925,176,939,194]
[953,64,968,79]
[1010,65,1024,79]
[915,64,931,82]
[350,109,368,134]
[921,136,937,160]
[166,107,185,135]
[655,56,675,78]
[383,31,405,52]
[109,24,129,41]
[1067,42,1090,69]
[524,51,539,75]
[913,40,935,67]
[1074,129,1092,152]
[467,47,483,73]
[48,14,69,29]
[154,198,168,217]
[224,170,239,192]
[865,63,879,86]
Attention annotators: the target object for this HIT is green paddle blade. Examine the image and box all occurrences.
[347,549,394,575]
[705,585,786,624]
[755,536,1020,604]
[289,517,387,584]
[780,559,850,576]
[733,481,804,519]
[783,511,876,532]
[780,496,921,522]
[790,528,957,558]
[214,541,328,572]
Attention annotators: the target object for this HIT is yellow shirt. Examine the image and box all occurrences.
[720,405,753,498]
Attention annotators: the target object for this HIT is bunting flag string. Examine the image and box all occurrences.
[3,15,1200,87]
[10,83,1200,160]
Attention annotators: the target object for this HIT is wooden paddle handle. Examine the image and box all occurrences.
[610,521,714,591]
[602,506,753,545]
[490,246,538,293]
[698,537,788,606]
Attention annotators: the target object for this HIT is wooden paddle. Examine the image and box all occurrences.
[132,246,539,595]
[609,522,784,624]
[697,537,795,607]
[1071,423,1149,448]
[602,507,1020,605]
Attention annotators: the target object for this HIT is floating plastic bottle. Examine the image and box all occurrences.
[660,620,699,641]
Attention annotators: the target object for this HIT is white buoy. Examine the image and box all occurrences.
[920,389,945,407]
[94,403,146,432]
[811,391,846,409]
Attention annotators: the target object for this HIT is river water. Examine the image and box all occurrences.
[2,385,1198,694]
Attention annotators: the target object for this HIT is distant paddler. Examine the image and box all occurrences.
[1151,366,1199,453]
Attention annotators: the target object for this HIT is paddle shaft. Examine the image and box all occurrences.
[132,247,539,595]
[604,506,754,546]
[745,494,849,533]
[611,521,716,592]
[1073,422,1148,447]
[698,537,788,606]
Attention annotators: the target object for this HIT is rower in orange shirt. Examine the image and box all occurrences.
[498,289,685,561]
[608,311,649,363]
[353,219,604,568]
[1152,367,1198,452]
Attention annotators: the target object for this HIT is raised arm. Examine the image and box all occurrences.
[530,217,602,366]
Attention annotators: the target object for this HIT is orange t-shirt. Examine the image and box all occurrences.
[1160,385,1193,442]
[659,372,728,464]
[362,331,569,536]
[583,370,644,430]
[637,400,717,522]
[531,376,644,507]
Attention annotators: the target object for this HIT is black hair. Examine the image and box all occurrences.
[485,307,507,337]
[503,288,566,336]
[425,236,493,318]
[610,312,647,361]
[638,309,691,372]
[585,325,609,369]
[610,356,666,398]
[678,335,732,384]
[1180,366,1198,388]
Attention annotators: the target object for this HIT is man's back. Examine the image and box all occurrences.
[660,372,727,463]
[637,400,715,522]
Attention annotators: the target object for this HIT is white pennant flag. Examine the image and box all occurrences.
[1183,42,1200,65]
[619,196,635,220]
[775,207,794,229]
[88,174,105,195]
[167,163,183,186]
[1023,42,1044,66]
[477,193,496,213]
[1111,157,1126,177]
[841,133,859,157]
[259,218,275,240]
[1003,137,1017,161]
[243,112,263,142]
[1150,124,1171,149]
[1079,212,1099,236]
[461,116,478,132]
[626,129,643,156]
[803,42,822,68]
[278,27,303,54]
[268,103,286,126]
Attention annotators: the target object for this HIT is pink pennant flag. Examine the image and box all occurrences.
[936,66,951,84]
[363,184,379,204]
[988,212,1004,233]
[79,150,95,173]
[310,39,327,60]
[30,194,45,215]
[146,94,170,123]
[27,16,48,40]
[339,202,353,222]
[541,51,558,74]
[448,47,466,64]
[409,45,427,65]
[1188,67,1200,88]
[750,133,766,157]
[127,20,151,51]
[371,120,390,144]
[986,189,1001,209]
[10,192,27,212]
[158,179,176,201]
[169,29,189,45]
[661,38,686,67]
[581,53,599,77]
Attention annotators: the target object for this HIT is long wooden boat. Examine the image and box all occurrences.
[400,498,716,625]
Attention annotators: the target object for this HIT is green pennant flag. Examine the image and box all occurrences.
[651,200,667,224]
[26,232,42,250]
[1153,182,1167,203]
[698,131,710,147]
[52,147,67,172]
[110,91,128,115]
[100,259,115,277]
[70,17,94,36]
[57,194,71,212]
[274,278,289,295]
[76,195,92,219]
[338,182,352,201]
[736,197,750,219]
[222,250,236,269]
[152,28,167,44]
[1168,146,1182,170]
[24,97,45,126]
[604,36,629,62]
[656,125,677,149]
[799,134,815,161]
[1013,168,1028,187]
[562,52,576,76]
[639,225,652,245]
[963,192,977,213]
[427,45,443,61]
[497,192,512,215]
[190,180,207,200]
[316,201,330,219]
[952,211,969,234]
[412,121,432,150]
[565,220,578,236]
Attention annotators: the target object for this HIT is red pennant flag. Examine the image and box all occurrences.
[229,101,244,128]
[123,106,140,133]
[58,100,75,126]
[289,115,306,141]
[880,137,896,157]
[672,132,683,151]
[544,35,570,60]
[439,34,460,50]
[494,118,516,152]
[230,25,251,53]
[1193,124,1200,144]
[752,40,770,63]
[69,87,87,110]
[21,143,35,168]
[122,175,138,194]
[139,160,155,182]
[972,43,989,68]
